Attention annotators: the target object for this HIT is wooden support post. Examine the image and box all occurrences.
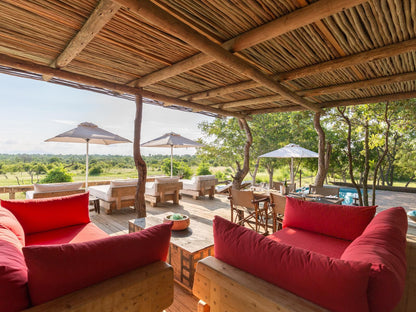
[134,93,147,217]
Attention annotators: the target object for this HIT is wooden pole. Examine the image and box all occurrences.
[52,0,121,68]
[114,0,321,112]
[134,94,147,217]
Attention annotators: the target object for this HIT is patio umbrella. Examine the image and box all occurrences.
[141,132,203,177]
[45,122,131,188]
[259,143,318,184]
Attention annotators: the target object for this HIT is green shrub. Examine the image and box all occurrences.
[41,167,72,183]
[89,165,103,176]
[196,162,211,175]
[161,159,192,179]
[215,171,226,180]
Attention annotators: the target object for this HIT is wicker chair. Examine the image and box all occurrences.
[229,189,269,234]
[309,185,340,197]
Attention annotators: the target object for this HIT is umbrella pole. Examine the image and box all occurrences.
[290,157,294,185]
[86,139,89,189]
[170,145,173,177]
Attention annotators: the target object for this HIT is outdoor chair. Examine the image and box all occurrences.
[180,175,217,199]
[229,189,269,234]
[269,192,287,232]
[309,185,340,197]
[26,182,85,199]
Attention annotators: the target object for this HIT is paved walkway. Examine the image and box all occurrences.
[374,189,416,235]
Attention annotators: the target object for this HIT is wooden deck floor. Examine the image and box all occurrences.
[89,191,416,312]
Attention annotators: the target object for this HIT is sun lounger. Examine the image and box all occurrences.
[215,181,251,194]
[145,177,183,207]
[88,179,137,214]
[180,175,217,199]
[26,182,84,199]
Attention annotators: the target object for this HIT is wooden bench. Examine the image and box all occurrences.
[25,261,173,312]
[145,181,183,207]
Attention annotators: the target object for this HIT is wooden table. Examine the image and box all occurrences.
[129,213,214,291]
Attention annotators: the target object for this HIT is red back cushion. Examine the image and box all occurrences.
[0,206,25,245]
[23,222,172,305]
[0,192,90,234]
[0,228,29,312]
[341,207,408,312]
[283,197,376,240]
[214,216,370,312]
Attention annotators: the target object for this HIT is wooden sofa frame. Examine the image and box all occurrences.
[180,179,216,200]
[24,261,173,312]
[145,182,182,207]
[31,189,85,199]
[97,185,136,214]
[193,256,327,312]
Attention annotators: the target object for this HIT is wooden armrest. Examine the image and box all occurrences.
[252,197,269,203]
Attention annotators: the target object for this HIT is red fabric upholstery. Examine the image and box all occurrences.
[23,222,172,305]
[283,197,376,240]
[0,228,29,312]
[268,227,351,258]
[214,216,370,312]
[1,193,90,234]
[341,207,408,312]
[0,207,25,245]
[26,222,108,246]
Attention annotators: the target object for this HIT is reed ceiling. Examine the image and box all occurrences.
[0,0,415,118]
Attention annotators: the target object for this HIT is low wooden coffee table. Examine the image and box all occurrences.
[129,213,214,291]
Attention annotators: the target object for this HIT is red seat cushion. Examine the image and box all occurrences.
[0,228,29,312]
[23,222,172,305]
[1,192,90,234]
[283,197,376,240]
[341,207,408,312]
[26,222,108,246]
[0,207,25,245]
[214,216,370,312]
[268,227,351,258]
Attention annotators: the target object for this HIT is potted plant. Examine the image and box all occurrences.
[164,213,190,230]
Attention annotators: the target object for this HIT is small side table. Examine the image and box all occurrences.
[89,196,100,214]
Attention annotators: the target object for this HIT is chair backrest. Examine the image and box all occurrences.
[309,185,340,196]
[270,193,286,215]
[230,189,255,209]
[272,181,283,190]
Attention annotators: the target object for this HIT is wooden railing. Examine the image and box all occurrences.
[0,177,160,199]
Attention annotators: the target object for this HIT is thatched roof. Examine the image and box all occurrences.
[0,0,415,118]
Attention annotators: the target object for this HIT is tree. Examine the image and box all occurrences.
[41,167,72,183]
[313,112,332,186]
[196,162,211,175]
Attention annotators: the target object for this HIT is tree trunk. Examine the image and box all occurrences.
[372,103,390,205]
[250,158,260,186]
[232,119,252,190]
[314,112,332,186]
[338,107,363,205]
[134,94,147,217]
[266,162,274,188]
[362,120,370,206]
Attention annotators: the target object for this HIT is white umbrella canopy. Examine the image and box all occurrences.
[259,143,319,184]
[45,122,131,188]
[141,132,203,177]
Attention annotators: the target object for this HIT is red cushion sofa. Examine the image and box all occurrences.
[0,193,174,312]
[193,197,408,312]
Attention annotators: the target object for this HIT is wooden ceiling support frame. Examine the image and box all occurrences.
[248,91,416,115]
[0,54,247,119]
[214,95,285,109]
[131,0,367,88]
[183,38,416,102]
[114,0,321,112]
[51,0,121,68]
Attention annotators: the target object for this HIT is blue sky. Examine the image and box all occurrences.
[0,73,213,156]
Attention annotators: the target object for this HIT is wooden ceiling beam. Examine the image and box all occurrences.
[213,95,285,109]
[184,38,416,101]
[299,72,416,97]
[248,91,416,115]
[114,0,321,112]
[52,0,121,68]
[280,38,416,81]
[0,54,246,119]
[131,0,367,87]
